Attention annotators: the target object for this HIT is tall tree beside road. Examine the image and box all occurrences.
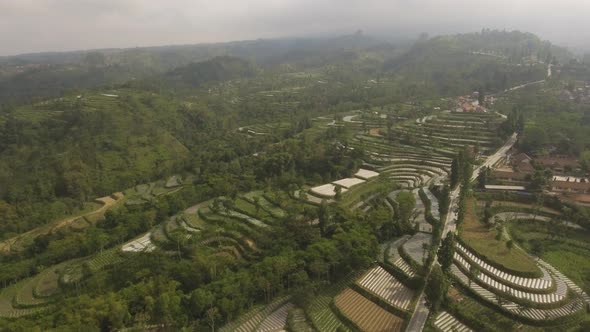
[450,158,460,188]
[438,233,455,273]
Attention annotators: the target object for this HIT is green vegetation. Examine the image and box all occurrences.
[460,197,540,276]
[509,221,590,294]
[2,29,589,330]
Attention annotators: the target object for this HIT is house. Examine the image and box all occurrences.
[536,156,579,174]
[492,170,529,182]
[485,185,527,192]
[509,153,535,174]
[551,181,590,194]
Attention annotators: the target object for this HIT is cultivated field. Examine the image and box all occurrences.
[334,288,405,332]
[460,197,540,275]
[356,266,414,311]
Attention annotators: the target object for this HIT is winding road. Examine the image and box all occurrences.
[405,132,518,332]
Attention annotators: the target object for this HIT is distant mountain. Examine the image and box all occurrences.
[382,30,573,95]
[162,56,258,88]
[0,34,384,105]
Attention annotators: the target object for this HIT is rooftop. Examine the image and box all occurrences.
[485,185,527,191]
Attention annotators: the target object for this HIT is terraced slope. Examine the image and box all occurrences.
[220,298,289,332]
[334,288,405,332]
[356,266,414,311]
[347,111,504,189]
[434,311,472,332]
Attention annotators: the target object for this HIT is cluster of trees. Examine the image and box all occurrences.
[450,149,475,189]
[3,211,379,330]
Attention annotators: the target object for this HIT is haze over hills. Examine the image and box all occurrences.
[0,30,574,105]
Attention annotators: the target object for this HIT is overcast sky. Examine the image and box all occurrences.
[1,0,589,56]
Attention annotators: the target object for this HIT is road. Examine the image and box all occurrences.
[443,132,517,236]
[405,133,518,332]
[405,66,549,330]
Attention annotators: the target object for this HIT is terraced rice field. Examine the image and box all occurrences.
[331,177,366,189]
[451,264,585,320]
[355,168,379,180]
[0,281,48,318]
[122,233,156,252]
[220,298,289,332]
[242,192,287,218]
[124,180,183,206]
[334,288,405,332]
[392,257,416,278]
[455,243,552,291]
[434,311,472,332]
[346,111,503,189]
[63,247,126,284]
[255,302,293,332]
[452,294,522,331]
[460,197,541,275]
[356,266,414,310]
[288,307,314,332]
[0,264,65,318]
[307,273,359,332]
[454,253,566,305]
[310,183,348,198]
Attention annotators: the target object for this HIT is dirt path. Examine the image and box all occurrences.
[0,193,124,254]
[50,192,124,232]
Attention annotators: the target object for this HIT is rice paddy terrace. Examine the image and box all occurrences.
[5,102,589,331]
[443,193,590,330]
[349,111,504,189]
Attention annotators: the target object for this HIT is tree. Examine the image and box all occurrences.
[450,158,460,188]
[253,196,261,214]
[438,233,455,273]
[483,200,493,227]
[506,240,514,251]
[425,265,448,312]
[334,185,342,200]
[477,167,490,189]
[478,91,485,106]
[318,200,330,237]
[439,185,450,216]
[468,265,480,287]
[396,191,416,230]
[206,307,220,332]
[495,224,504,241]
[422,242,430,265]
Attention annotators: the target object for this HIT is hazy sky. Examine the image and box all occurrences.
[1,0,589,56]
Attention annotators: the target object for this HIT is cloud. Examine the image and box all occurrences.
[1,0,589,56]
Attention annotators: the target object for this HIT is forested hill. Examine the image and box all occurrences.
[0,30,576,239]
[162,56,258,89]
[383,30,572,96]
[0,34,381,105]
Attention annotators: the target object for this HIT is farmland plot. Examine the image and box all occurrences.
[332,178,366,189]
[335,288,405,332]
[122,233,156,252]
[310,184,348,198]
[355,168,379,180]
[356,266,415,311]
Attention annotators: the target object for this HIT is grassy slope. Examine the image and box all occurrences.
[508,222,590,294]
[460,197,539,275]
